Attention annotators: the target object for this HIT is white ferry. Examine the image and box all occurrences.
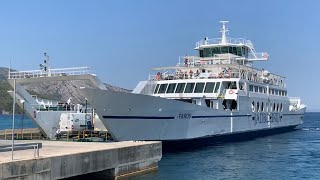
[83,21,306,142]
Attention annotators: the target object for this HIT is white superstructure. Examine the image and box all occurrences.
[83,21,306,142]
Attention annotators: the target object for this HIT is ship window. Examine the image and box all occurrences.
[203,48,212,57]
[270,102,273,112]
[204,82,215,93]
[158,84,168,94]
[214,82,221,93]
[257,102,260,112]
[261,102,264,112]
[252,101,255,112]
[228,81,237,89]
[166,83,177,93]
[154,84,160,94]
[249,85,253,92]
[232,46,237,55]
[229,47,233,54]
[266,102,269,112]
[184,83,195,93]
[259,87,263,93]
[199,50,204,57]
[236,47,242,56]
[221,46,228,54]
[271,89,274,95]
[212,47,220,55]
[280,103,283,112]
[273,103,276,112]
[194,83,205,93]
[175,83,186,93]
[254,86,258,92]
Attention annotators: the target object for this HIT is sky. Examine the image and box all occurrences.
[0,0,319,111]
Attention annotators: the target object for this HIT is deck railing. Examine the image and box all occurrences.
[195,38,253,48]
[8,67,91,79]
[150,64,286,88]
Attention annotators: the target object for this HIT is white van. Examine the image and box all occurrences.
[59,113,92,132]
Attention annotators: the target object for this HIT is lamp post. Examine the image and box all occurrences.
[85,98,88,113]
[11,79,16,160]
[19,99,25,135]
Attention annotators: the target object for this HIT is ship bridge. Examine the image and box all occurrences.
[194,21,269,63]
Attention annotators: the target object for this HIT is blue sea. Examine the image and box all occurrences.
[132,112,320,180]
[0,114,36,130]
[1,113,320,180]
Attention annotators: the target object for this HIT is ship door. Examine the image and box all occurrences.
[223,89,238,111]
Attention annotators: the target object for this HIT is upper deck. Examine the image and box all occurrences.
[148,21,285,88]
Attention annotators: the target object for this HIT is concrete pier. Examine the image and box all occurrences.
[0,140,162,179]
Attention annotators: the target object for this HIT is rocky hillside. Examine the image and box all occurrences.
[0,67,131,113]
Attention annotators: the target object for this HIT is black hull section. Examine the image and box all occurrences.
[162,125,298,152]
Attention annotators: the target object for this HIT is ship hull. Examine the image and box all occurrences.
[162,124,298,151]
[83,89,306,142]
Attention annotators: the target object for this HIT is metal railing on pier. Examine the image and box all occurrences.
[8,67,91,79]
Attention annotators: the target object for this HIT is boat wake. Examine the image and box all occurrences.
[302,127,320,131]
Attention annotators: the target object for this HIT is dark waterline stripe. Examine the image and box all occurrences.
[282,113,304,116]
[192,114,251,118]
[102,116,175,119]
[102,114,251,120]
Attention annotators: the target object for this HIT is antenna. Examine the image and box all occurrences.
[219,21,229,44]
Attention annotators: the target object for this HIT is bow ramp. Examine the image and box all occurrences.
[7,66,106,139]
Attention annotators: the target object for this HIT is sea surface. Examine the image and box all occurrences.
[1,113,319,180]
[131,112,320,180]
[0,114,36,130]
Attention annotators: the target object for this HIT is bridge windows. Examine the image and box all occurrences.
[214,82,221,93]
[184,83,195,93]
[158,84,168,94]
[204,82,215,93]
[154,84,160,94]
[199,46,249,57]
[166,83,177,93]
[175,83,186,93]
[194,83,205,93]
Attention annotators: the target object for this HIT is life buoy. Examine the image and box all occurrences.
[85,114,91,120]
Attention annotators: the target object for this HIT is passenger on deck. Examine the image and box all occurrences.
[189,70,193,78]
[196,70,200,77]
